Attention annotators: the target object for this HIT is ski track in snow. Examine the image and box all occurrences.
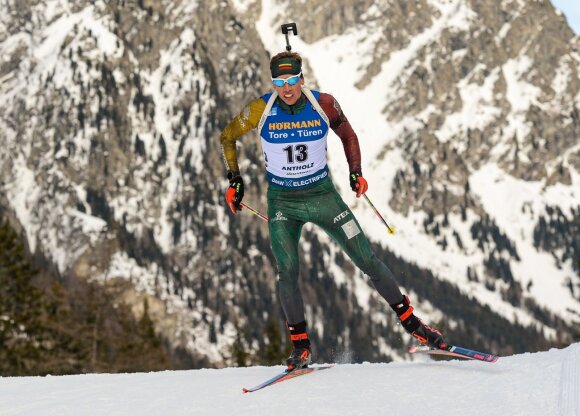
[559,344,580,416]
[0,343,578,416]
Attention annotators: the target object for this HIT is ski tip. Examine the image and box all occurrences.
[242,388,250,393]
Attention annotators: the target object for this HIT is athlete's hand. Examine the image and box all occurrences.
[225,173,244,214]
[349,172,368,198]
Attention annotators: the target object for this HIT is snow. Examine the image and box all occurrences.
[503,56,542,114]
[231,0,254,14]
[470,164,579,316]
[436,66,502,144]
[499,55,543,147]
[0,343,578,416]
[34,9,80,65]
[4,155,43,253]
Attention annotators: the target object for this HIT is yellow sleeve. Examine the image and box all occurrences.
[220,97,266,175]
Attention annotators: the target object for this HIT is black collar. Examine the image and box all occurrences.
[276,93,307,115]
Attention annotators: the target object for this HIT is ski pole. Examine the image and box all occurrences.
[240,202,269,223]
[363,194,395,234]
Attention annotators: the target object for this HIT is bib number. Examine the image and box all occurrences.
[283,144,308,163]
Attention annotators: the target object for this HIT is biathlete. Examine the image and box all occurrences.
[220,51,446,370]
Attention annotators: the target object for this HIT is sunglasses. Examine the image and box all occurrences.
[271,72,302,87]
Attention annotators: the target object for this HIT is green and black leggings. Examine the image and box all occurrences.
[267,178,403,325]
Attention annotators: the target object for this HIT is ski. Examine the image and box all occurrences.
[408,344,499,363]
[242,365,333,393]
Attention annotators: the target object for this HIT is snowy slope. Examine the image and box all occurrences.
[1,343,578,416]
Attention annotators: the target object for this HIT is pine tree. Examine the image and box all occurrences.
[231,324,249,367]
[257,318,289,366]
[0,220,43,375]
[0,219,176,375]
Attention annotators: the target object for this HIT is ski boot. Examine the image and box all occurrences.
[285,321,312,371]
[391,295,448,349]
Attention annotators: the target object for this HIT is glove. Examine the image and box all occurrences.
[225,173,244,214]
[349,172,368,198]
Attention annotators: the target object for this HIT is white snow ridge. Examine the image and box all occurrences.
[0,343,578,416]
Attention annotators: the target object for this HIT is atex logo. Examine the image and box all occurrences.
[333,210,349,223]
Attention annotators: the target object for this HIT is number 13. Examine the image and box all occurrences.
[283,144,308,163]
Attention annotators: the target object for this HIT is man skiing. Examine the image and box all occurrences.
[220,51,446,371]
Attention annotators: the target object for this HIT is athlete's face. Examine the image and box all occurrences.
[273,73,304,106]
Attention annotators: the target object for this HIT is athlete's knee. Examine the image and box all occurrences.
[358,255,396,284]
[276,254,299,277]
[356,252,382,276]
[278,276,300,301]
[276,258,299,292]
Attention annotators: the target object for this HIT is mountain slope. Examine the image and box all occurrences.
[0,0,578,370]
